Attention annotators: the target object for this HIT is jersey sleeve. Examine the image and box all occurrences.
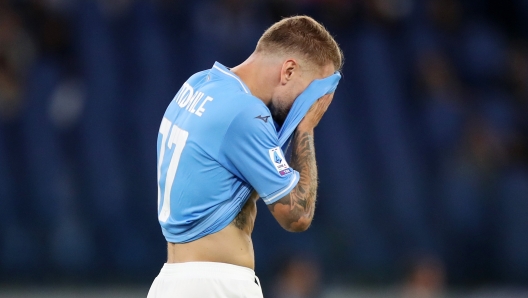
[218,105,300,205]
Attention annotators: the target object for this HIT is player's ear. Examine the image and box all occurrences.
[280,59,297,85]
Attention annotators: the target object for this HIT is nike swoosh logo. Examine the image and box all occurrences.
[255,115,270,123]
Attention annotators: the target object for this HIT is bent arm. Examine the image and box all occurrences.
[267,127,317,232]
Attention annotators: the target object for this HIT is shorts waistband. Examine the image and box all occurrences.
[159,262,256,281]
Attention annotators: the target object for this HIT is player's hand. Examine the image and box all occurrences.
[298,92,334,131]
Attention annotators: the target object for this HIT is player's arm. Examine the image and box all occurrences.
[267,93,334,232]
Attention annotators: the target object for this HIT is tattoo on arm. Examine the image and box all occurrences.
[269,130,317,227]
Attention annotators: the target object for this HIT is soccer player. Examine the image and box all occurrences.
[148,16,343,297]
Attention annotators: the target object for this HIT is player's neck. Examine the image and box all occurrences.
[231,53,275,106]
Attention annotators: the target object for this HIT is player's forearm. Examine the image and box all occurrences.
[290,128,317,219]
[268,127,317,232]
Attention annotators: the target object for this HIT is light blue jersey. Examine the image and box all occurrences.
[157,62,341,243]
[157,62,300,243]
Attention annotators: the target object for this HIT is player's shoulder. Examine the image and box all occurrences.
[205,83,270,122]
[186,70,209,86]
[233,97,272,124]
[225,95,276,136]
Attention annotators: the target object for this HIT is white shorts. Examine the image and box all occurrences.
[147,262,264,298]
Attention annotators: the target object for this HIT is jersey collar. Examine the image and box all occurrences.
[211,62,251,95]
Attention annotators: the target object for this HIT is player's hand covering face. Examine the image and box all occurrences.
[270,60,336,126]
[274,70,341,148]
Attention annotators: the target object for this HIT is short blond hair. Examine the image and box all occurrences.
[256,16,343,71]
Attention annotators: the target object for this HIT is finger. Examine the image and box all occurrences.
[313,100,331,119]
[319,93,334,105]
[307,93,333,116]
[317,94,334,111]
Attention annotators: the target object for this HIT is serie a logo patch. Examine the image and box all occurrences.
[268,147,292,176]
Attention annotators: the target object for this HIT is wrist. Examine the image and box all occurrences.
[296,122,314,134]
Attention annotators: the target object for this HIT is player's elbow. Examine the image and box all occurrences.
[269,198,313,232]
[284,217,312,232]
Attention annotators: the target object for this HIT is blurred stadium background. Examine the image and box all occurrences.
[1,0,528,297]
